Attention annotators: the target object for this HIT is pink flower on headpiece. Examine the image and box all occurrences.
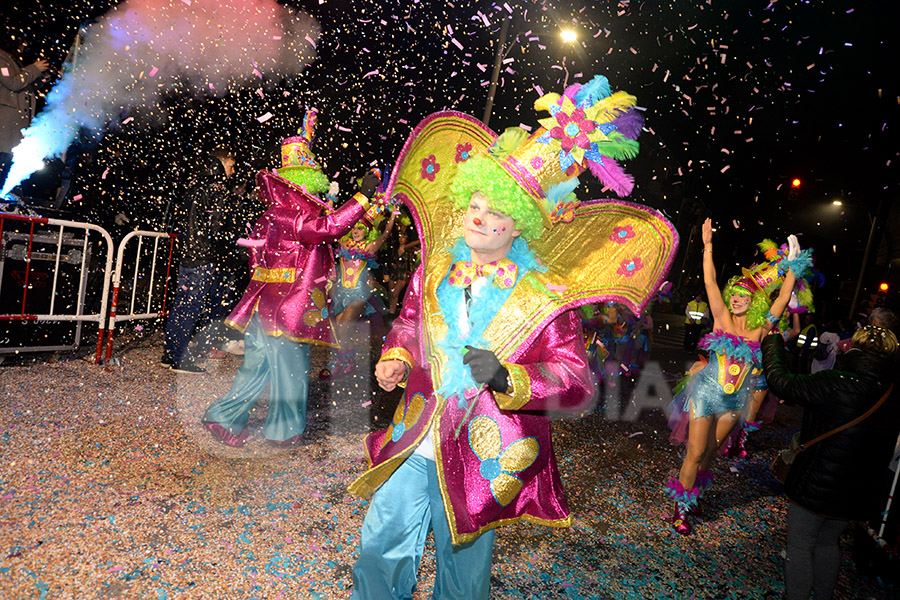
[548,107,596,154]
[455,143,473,164]
[610,225,635,245]
[420,155,440,182]
[617,256,644,278]
[550,199,580,224]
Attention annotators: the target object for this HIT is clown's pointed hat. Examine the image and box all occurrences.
[276,108,330,196]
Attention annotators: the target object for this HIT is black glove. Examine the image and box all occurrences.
[463,346,510,393]
[360,169,380,198]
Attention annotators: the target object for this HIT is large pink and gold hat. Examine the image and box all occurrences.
[274,108,331,199]
[379,75,678,321]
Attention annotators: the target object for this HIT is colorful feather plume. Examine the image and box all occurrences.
[533,74,642,199]
[490,127,529,160]
[588,156,635,197]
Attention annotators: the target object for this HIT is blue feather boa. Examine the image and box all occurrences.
[698,330,762,367]
[434,237,546,408]
[336,246,379,268]
[778,247,814,278]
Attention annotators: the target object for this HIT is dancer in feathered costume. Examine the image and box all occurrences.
[329,202,397,375]
[201,109,380,446]
[665,218,813,534]
[347,75,679,598]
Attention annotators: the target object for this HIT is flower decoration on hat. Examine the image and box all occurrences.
[617,257,644,278]
[455,142,473,164]
[534,75,642,195]
[610,225,636,245]
[549,197,580,224]
[482,75,644,231]
[420,155,441,182]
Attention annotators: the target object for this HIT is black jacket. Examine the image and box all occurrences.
[179,155,230,268]
[762,335,900,520]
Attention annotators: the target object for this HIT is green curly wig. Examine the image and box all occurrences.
[276,166,331,196]
[450,152,545,241]
[722,276,771,330]
[340,222,379,246]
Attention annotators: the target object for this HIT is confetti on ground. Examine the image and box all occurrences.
[0,317,894,599]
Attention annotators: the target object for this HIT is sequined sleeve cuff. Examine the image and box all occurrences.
[379,347,414,389]
[493,362,532,411]
[352,192,371,210]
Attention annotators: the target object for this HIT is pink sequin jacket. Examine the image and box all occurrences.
[225,171,368,347]
[348,253,594,544]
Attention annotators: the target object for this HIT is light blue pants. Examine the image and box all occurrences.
[351,454,495,600]
[202,313,310,441]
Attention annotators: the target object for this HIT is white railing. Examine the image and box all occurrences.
[0,213,113,361]
[102,230,177,363]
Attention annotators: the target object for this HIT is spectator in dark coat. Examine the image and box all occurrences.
[204,177,262,358]
[162,147,236,373]
[0,36,51,186]
[762,325,900,600]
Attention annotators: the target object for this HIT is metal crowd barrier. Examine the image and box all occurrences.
[102,230,176,363]
[0,213,113,361]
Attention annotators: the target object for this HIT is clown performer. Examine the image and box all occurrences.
[347,75,678,598]
[201,109,380,447]
[329,193,398,375]
[665,218,813,534]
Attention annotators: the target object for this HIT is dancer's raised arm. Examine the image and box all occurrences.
[700,218,728,326]
[764,235,801,334]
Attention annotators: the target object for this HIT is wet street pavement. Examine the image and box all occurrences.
[0,312,895,599]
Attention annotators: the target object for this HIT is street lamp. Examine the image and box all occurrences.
[482,22,578,127]
[558,28,579,88]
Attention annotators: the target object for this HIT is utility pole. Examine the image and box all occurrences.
[848,203,881,320]
[482,16,510,129]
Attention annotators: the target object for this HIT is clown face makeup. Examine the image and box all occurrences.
[463,191,521,263]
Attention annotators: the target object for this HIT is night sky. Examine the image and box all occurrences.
[5,0,899,316]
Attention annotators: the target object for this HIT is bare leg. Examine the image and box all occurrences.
[746,389,767,423]
[679,405,712,490]
[387,277,407,315]
[699,411,740,470]
[714,410,741,448]
[335,300,367,347]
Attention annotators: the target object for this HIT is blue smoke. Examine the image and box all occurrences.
[2,0,321,197]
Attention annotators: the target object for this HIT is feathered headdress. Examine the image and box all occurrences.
[753,239,819,317]
[488,75,643,227]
